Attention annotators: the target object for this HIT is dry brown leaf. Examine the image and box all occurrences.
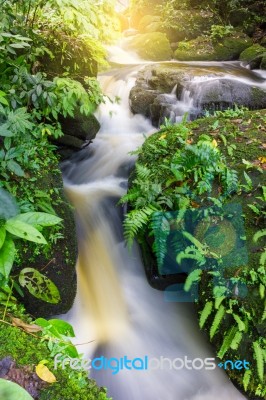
[35,364,56,383]
[11,317,42,333]
[232,119,243,124]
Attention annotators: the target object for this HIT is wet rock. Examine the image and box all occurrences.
[52,111,100,159]
[192,79,266,112]
[129,63,266,126]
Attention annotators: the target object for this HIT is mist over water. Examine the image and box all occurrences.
[60,48,250,399]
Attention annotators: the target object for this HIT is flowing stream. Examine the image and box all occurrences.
[57,46,266,399]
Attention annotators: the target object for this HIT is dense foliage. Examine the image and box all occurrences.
[0,1,120,397]
[122,109,266,397]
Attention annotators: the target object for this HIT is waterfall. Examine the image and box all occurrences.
[60,51,247,400]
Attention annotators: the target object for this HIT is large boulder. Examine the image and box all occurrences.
[138,15,162,34]
[191,79,266,112]
[125,32,173,61]
[129,63,266,126]
[54,111,100,158]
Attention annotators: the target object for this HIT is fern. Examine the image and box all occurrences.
[230,330,243,350]
[151,212,170,270]
[243,369,252,392]
[184,268,202,292]
[214,295,225,309]
[135,163,151,181]
[232,313,246,332]
[199,301,213,329]
[253,341,264,382]
[218,326,238,358]
[210,305,225,339]
[123,205,157,248]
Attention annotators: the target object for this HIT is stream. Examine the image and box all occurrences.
[59,45,266,400]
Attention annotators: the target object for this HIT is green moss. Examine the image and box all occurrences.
[239,44,265,62]
[126,32,172,61]
[138,15,161,33]
[174,33,252,61]
[0,321,110,400]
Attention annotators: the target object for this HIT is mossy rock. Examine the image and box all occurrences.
[138,15,162,33]
[174,33,252,61]
[126,32,173,61]
[214,33,252,60]
[129,108,266,398]
[174,36,217,61]
[239,44,266,70]
[15,163,77,317]
[239,44,265,62]
[0,321,109,400]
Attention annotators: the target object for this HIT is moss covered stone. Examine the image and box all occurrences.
[174,33,252,61]
[138,15,162,33]
[14,157,77,317]
[0,321,109,400]
[126,32,173,61]
[132,109,266,399]
[239,44,266,62]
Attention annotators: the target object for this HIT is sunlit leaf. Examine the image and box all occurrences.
[19,268,60,304]
[35,364,56,383]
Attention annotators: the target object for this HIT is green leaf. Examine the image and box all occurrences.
[7,160,25,177]
[0,124,14,137]
[199,301,213,329]
[12,212,62,227]
[0,227,6,249]
[184,269,202,292]
[253,229,266,243]
[210,305,225,339]
[5,220,47,244]
[0,378,34,400]
[0,188,19,220]
[19,268,60,304]
[243,369,252,391]
[232,313,245,331]
[0,237,15,278]
[253,341,264,382]
[49,319,75,337]
[0,97,8,106]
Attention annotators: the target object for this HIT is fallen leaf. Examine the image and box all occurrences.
[11,317,42,333]
[232,119,243,124]
[258,156,266,163]
[35,364,56,383]
[211,139,218,147]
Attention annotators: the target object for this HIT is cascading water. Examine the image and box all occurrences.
[60,51,250,399]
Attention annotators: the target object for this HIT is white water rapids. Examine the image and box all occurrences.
[59,49,256,399]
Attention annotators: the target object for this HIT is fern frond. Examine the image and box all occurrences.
[218,326,238,358]
[199,301,213,329]
[210,305,225,339]
[151,212,170,269]
[232,313,246,332]
[253,341,264,382]
[243,369,252,392]
[230,330,243,350]
[123,205,156,248]
[184,269,202,292]
[135,163,151,181]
